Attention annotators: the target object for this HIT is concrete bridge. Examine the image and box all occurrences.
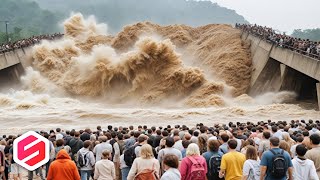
[0,47,29,86]
[241,31,320,109]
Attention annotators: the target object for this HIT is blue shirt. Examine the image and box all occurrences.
[260,148,293,180]
[202,150,224,165]
[219,143,228,154]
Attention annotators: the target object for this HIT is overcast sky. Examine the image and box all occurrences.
[211,0,320,33]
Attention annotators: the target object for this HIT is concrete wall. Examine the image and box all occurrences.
[241,31,320,109]
[0,48,27,86]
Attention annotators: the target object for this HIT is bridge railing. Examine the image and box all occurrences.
[237,24,320,61]
[0,33,64,54]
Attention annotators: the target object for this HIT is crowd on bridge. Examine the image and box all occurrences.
[0,119,320,180]
[236,24,320,60]
[0,33,63,54]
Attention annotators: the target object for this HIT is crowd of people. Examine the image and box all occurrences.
[236,24,320,60]
[0,119,320,180]
[0,33,63,54]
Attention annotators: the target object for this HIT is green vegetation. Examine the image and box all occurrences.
[33,0,248,33]
[1,0,248,43]
[0,0,60,43]
[291,29,320,41]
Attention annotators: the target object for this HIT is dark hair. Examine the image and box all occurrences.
[163,154,179,169]
[165,137,175,147]
[56,139,64,147]
[227,139,237,149]
[263,131,271,139]
[162,130,169,137]
[83,140,91,148]
[208,140,220,152]
[56,128,61,132]
[270,137,280,146]
[182,140,190,149]
[310,134,320,145]
[296,144,308,156]
[302,130,309,137]
[117,133,123,140]
[295,136,304,143]
[221,133,229,143]
[138,135,148,143]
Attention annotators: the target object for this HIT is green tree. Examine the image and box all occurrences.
[292,28,320,41]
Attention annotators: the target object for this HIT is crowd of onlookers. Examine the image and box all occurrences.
[1,119,320,180]
[0,33,63,54]
[236,23,320,60]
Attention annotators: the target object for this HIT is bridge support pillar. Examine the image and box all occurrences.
[317,83,320,110]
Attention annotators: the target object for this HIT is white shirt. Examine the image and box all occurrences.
[292,157,318,180]
[94,159,116,180]
[93,142,113,162]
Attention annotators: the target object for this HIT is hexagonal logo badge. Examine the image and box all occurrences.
[13,131,50,171]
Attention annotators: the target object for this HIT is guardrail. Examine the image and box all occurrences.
[243,31,320,61]
[0,34,63,54]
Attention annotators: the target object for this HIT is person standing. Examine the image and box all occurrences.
[161,154,181,180]
[180,143,207,180]
[219,139,246,180]
[260,137,293,180]
[242,145,260,180]
[202,140,223,180]
[292,144,318,180]
[93,136,112,162]
[94,150,116,180]
[305,134,320,178]
[127,144,160,180]
[47,149,80,180]
[77,140,95,180]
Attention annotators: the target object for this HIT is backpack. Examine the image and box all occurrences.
[134,163,159,180]
[187,156,206,180]
[124,144,139,167]
[208,153,223,180]
[77,151,89,168]
[270,149,287,178]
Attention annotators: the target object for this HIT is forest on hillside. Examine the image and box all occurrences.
[0,0,248,43]
[0,0,60,43]
[291,28,320,41]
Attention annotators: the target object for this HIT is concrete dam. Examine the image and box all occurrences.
[1,30,320,110]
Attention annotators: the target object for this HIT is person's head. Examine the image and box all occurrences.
[227,139,237,150]
[186,143,200,156]
[182,140,190,149]
[99,136,108,143]
[310,134,320,145]
[163,154,179,170]
[295,135,304,143]
[165,137,175,148]
[221,133,229,143]
[139,144,154,159]
[97,126,101,131]
[56,139,64,147]
[270,137,280,147]
[279,141,290,154]
[83,140,91,149]
[271,126,278,133]
[296,144,308,157]
[138,134,148,144]
[74,131,80,137]
[245,145,258,160]
[56,128,61,133]
[101,150,111,159]
[207,140,220,152]
[263,131,271,139]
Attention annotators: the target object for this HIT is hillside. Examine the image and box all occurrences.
[33,0,248,33]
